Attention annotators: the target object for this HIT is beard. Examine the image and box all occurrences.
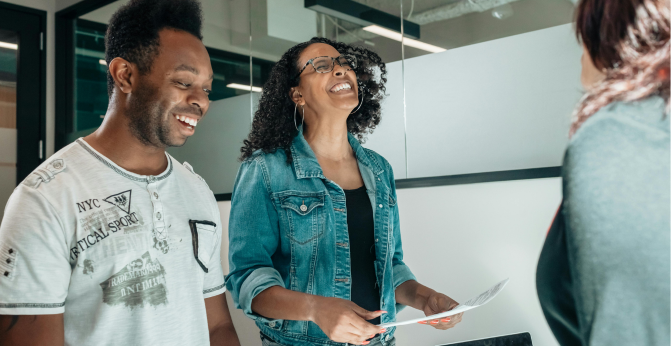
[126,82,181,148]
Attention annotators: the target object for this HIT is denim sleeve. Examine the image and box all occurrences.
[386,159,417,313]
[225,157,285,323]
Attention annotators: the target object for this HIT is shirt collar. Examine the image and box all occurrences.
[290,126,384,180]
[76,138,173,183]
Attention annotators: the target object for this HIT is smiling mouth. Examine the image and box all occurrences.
[330,82,352,93]
[174,114,199,129]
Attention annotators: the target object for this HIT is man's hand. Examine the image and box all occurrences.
[417,291,463,330]
[310,296,386,345]
[0,314,64,346]
[205,293,241,346]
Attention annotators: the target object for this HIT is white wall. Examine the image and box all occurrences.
[217,177,562,346]
[168,93,257,194]
[392,178,561,346]
[170,24,583,194]
[363,24,582,180]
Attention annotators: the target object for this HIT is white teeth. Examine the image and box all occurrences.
[175,114,198,127]
[332,83,351,92]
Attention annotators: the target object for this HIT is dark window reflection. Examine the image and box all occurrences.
[72,19,273,141]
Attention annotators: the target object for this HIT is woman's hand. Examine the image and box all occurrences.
[417,291,463,330]
[310,296,386,345]
[395,280,465,331]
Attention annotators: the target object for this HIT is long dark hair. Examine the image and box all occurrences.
[571,0,669,136]
[240,37,387,163]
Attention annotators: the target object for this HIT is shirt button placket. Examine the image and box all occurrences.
[147,176,167,243]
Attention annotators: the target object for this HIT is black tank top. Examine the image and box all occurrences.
[344,185,381,325]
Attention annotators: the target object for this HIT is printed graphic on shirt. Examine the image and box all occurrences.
[153,233,170,254]
[99,251,167,309]
[87,232,153,265]
[70,205,146,261]
[75,198,101,213]
[103,190,132,214]
[82,259,95,275]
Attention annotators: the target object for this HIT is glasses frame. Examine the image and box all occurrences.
[293,54,357,80]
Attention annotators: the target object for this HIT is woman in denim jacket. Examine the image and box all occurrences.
[226,37,463,346]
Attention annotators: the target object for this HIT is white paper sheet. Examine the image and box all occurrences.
[378,278,509,328]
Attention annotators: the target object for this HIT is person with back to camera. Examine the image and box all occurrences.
[536,0,670,345]
[225,37,464,346]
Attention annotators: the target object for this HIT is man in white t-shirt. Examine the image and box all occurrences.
[0,0,240,345]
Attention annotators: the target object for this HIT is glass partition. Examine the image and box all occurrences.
[63,0,583,195]
[71,19,107,141]
[168,0,257,196]
[400,0,580,179]
[0,29,17,220]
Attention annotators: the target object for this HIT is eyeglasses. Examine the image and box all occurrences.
[294,54,357,80]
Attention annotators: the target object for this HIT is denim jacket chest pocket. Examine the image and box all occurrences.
[278,192,326,245]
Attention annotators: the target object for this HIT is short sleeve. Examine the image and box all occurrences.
[202,195,226,298]
[0,184,71,315]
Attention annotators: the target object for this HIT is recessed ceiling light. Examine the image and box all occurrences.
[363,25,446,53]
[0,42,18,50]
[227,83,262,93]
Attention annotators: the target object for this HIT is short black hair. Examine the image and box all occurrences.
[105,0,204,97]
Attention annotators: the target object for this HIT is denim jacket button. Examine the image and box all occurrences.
[385,334,391,341]
[375,238,379,242]
[378,204,383,208]
[269,321,276,327]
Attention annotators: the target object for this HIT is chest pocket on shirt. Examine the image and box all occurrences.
[279,193,325,245]
[189,220,217,273]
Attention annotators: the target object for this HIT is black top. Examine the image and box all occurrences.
[536,203,581,346]
[344,185,381,325]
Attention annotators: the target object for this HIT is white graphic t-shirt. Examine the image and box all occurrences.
[0,139,226,345]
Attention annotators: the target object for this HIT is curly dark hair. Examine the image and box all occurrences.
[240,37,387,163]
[105,0,204,97]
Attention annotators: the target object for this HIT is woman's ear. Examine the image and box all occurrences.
[290,88,305,106]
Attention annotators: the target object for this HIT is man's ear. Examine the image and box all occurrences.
[108,57,134,94]
[289,88,304,106]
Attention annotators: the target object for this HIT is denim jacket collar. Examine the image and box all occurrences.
[290,126,384,180]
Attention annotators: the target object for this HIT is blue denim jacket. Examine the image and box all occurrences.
[225,129,417,346]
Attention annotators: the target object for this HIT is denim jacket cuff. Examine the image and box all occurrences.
[240,267,286,324]
[392,263,417,313]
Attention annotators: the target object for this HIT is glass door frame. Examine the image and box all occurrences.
[0,1,47,184]
[55,0,116,151]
